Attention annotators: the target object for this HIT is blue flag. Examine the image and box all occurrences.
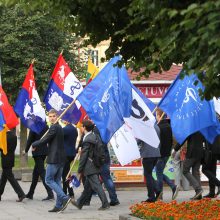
[77,56,132,143]
[158,72,218,144]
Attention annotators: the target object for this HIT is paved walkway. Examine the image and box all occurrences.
[0,181,211,220]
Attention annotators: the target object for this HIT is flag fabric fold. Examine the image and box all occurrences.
[158,73,218,144]
[0,86,19,154]
[77,55,132,143]
[44,54,83,124]
[14,64,46,134]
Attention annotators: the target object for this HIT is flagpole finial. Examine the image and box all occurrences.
[31,58,36,64]
[60,50,64,55]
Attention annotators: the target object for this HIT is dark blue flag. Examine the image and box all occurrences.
[158,72,218,144]
[77,56,132,143]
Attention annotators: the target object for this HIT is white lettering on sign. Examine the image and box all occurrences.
[136,85,169,98]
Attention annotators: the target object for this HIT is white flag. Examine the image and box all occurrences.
[125,88,160,148]
[214,97,220,115]
[110,123,140,166]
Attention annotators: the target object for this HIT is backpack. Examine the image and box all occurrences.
[91,134,106,168]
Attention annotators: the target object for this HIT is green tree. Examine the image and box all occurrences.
[0,4,86,104]
[3,0,220,99]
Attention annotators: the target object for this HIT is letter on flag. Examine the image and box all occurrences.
[44,54,83,124]
[158,72,218,144]
[77,55,132,143]
[14,64,46,134]
[124,85,160,148]
[0,86,19,154]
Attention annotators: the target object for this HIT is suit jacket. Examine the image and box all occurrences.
[208,135,220,155]
[78,132,100,176]
[32,122,66,164]
[1,131,17,168]
[174,131,204,160]
[158,119,173,157]
[63,124,78,157]
[25,126,49,157]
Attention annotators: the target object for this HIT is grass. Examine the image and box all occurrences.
[0,156,80,171]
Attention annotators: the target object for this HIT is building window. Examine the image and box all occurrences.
[88,50,99,66]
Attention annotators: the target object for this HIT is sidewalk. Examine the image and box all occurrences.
[0,181,211,220]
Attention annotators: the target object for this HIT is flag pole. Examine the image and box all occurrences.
[60,49,63,55]
[65,152,80,180]
[152,106,157,114]
[157,112,165,124]
[31,58,36,64]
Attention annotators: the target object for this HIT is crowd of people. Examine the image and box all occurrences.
[0,108,219,212]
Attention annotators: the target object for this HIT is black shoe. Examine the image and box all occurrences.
[203,193,216,198]
[16,195,26,202]
[156,191,163,201]
[110,201,120,206]
[42,195,54,201]
[141,198,156,203]
[48,207,61,212]
[98,205,110,210]
[193,195,202,200]
[58,197,71,212]
[71,199,82,210]
[172,185,179,200]
[190,190,203,200]
[26,194,33,200]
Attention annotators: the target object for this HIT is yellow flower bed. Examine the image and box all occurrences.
[130,199,220,220]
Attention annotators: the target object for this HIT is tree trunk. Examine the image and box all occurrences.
[19,123,28,168]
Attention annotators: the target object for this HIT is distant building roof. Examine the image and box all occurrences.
[128,64,182,84]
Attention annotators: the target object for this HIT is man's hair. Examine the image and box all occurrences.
[82,119,94,132]
[48,109,58,115]
[156,108,163,117]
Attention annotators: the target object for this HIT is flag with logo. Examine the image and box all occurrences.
[0,86,19,154]
[44,54,83,124]
[77,55,132,143]
[158,72,218,144]
[14,64,46,134]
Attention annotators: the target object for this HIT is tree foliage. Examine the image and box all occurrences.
[0,3,86,104]
[2,0,220,99]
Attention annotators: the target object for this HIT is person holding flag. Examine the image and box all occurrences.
[0,129,26,202]
[32,109,71,213]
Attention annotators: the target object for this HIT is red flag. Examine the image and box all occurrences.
[0,86,19,129]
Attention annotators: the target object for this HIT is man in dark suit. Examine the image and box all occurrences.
[173,132,204,200]
[71,120,109,210]
[202,135,220,198]
[32,109,71,213]
[155,109,179,200]
[0,129,26,202]
[62,120,78,198]
[24,125,54,201]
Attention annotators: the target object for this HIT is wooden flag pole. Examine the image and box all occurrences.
[31,58,36,64]
[152,106,157,115]
[66,152,80,180]
[157,112,165,124]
